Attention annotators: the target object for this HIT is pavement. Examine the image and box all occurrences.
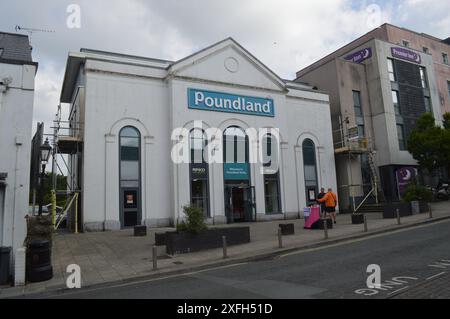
[14,215,450,299]
[1,201,449,298]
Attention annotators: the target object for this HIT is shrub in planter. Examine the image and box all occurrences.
[402,183,432,203]
[176,205,207,235]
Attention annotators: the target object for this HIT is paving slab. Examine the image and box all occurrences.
[1,201,449,298]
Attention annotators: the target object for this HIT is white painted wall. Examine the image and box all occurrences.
[65,41,337,230]
[0,62,36,274]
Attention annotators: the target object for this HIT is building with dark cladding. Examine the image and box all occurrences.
[296,24,449,210]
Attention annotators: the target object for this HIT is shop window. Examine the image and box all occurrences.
[262,133,281,214]
[302,139,318,205]
[189,128,210,218]
[387,58,396,82]
[264,174,281,214]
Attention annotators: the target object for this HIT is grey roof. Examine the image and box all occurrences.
[0,32,34,64]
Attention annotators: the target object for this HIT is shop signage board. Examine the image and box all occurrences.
[391,47,421,64]
[191,163,208,180]
[345,48,372,63]
[188,88,275,117]
[396,166,418,199]
[224,163,250,180]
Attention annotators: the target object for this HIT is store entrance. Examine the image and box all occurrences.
[224,182,255,223]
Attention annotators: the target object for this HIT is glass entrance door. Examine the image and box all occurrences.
[224,184,254,223]
[121,188,140,227]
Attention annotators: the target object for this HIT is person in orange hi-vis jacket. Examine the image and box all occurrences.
[317,188,338,224]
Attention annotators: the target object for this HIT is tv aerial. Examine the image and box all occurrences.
[15,25,55,43]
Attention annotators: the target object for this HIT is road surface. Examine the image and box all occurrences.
[24,219,450,299]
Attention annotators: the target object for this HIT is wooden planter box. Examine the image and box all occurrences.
[279,224,295,236]
[382,202,412,219]
[419,201,429,213]
[134,225,147,237]
[156,227,250,255]
[351,214,365,225]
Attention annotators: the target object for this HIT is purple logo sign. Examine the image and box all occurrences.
[396,167,418,199]
[345,48,372,63]
[391,47,421,64]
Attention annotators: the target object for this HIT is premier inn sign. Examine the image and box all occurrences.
[188,88,275,117]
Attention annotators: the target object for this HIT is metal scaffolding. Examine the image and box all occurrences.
[333,115,384,213]
[46,104,83,232]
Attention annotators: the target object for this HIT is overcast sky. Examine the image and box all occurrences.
[1,0,449,137]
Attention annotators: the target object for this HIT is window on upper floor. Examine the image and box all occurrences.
[402,40,410,48]
[447,81,450,98]
[424,96,432,113]
[0,48,4,57]
[397,124,406,151]
[423,47,429,54]
[387,58,396,82]
[420,67,428,89]
[443,53,449,65]
[392,90,401,115]
[353,90,363,117]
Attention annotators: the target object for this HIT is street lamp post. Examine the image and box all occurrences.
[38,138,52,216]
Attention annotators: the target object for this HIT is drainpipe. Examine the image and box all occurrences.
[0,77,12,112]
[0,85,6,113]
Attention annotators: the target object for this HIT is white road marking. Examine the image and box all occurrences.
[280,219,450,259]
[426,272,446,281]
[387,286,409,296]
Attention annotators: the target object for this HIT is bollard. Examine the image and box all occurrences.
[429,203,433,219]
[323,219,329,239]
[222,236,228,259]
[363,215,368,233]
[152,246,158,271]
[278,228,283,248]
[396,208,401,225]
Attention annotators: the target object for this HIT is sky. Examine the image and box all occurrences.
[0,0,449,138]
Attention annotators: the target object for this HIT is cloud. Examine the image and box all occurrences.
[0,0,447,140]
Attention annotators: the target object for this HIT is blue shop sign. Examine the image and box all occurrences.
[224,163,250,180]
[188,88,275,117]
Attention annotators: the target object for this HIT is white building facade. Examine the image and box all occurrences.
[0,32,37,282]
[60,38,337,231]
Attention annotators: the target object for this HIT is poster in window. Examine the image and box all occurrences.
[126,194,134,205]
[308,188,316,201]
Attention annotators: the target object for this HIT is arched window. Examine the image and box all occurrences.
[189,129,210,217]
[223,126,252,223]
[119,126,141,227]
[302,139,318,205]
[223,126,249,163]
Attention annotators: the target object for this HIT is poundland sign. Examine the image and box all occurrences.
[188,88,275,117]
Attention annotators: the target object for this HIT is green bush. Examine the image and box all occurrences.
[177,205,207,234]
[402,183,432,203]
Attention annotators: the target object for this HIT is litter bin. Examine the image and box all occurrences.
[26,240,53,283]
[0,247,11,285]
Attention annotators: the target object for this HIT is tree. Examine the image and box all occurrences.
[443,112,450,130]
[407,113,446,173]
